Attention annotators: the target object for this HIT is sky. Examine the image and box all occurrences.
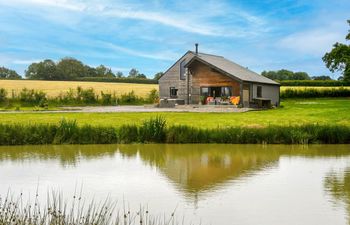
[0,0,349,79]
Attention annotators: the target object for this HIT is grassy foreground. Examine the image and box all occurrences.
[0,79,157,97]
[0,99,349,128]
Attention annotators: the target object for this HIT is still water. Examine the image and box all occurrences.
[0,144,349,225]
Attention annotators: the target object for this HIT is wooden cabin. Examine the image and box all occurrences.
[158,45,280,107]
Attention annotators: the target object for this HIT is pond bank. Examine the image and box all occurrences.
[0,118,349,145]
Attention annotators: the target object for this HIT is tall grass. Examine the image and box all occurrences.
[0,118,349,145]
[1,87,159,108]
[0,191,180,225]
[281,87,350,98]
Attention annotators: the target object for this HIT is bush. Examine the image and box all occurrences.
[101,91,116,105]
[139,116,166,143]
[76,86,97,103]
[147,89,159,104]
[0,88,7,103]
[118,91,145,105]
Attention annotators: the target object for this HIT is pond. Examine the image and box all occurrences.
[0,144,349,225]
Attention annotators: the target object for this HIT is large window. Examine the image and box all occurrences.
[200,86,232,98]
[170,87,178,98]
[257,86,262,98]
[180,60,186,80]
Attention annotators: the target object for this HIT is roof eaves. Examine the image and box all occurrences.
[184,56,243,83]
[158,51,192,80]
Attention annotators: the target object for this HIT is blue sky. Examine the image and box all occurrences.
[0,0,349,78]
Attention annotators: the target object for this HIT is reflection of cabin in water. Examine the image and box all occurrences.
[159,44,280,107]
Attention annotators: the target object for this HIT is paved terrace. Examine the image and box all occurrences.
[0,105,252,113]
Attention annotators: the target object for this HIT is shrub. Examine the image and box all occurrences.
[76,86,97,103]
[101,91,114,105]
[18,88,47,105]
[147,88,159,104]
[0,88,7,102]
[118,91,144,105]
[117,124,139,143]
[139,116,167,143]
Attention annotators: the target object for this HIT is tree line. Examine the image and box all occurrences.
[0,57,163,81]
[261,69,336,81]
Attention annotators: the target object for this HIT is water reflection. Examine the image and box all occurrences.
[0,144,349,197]
[325,168,350,223]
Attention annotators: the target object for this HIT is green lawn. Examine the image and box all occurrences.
[0,98,349,128]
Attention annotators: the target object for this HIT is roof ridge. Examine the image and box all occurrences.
[189,51,224,58]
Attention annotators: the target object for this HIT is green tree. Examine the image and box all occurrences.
[0,66,21,79]
[153,72,164,80]
[25,59,58,80]
[293,72,310,80]
[128,68,139,78]
[261,69,310,80]
[95,65,115,77]
[56,57,87,80]
[136,73,147,79]
[312,75,333,80]
[116,71,124,78]
[323,20,350,81]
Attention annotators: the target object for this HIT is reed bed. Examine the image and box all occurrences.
[0,191,181,225]
[0,117,349,145]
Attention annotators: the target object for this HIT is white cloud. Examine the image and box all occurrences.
[12,59,42,65]
[278,27,346,56]
[101,42,177,60]
[0,0,267,38]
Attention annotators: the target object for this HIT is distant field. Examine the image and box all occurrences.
[0,80,158,97]
[1,80,349,98]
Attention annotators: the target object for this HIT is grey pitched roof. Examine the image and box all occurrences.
[186,51,279,85]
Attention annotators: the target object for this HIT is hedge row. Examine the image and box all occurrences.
[74,77,158,84]
[279,80,350,86]
[281,87,350,98]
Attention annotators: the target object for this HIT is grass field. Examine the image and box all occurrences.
[0,80,157,97]
[0,98,349,128]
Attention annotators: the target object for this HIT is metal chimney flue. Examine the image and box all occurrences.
[195,43,198,54]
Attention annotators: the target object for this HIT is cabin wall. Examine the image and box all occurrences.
[189,61,241,104]
[251,83,280,106]
[158,52,195,103]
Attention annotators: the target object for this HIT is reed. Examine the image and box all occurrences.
[0,118,349,145]
[0,191,180,225]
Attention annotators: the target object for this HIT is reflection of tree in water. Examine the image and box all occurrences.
[0,145,118,167]
[324,168,350,224]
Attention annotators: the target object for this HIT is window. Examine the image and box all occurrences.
[170,87,178,98]
[257,86,262,98]
[180,60,186,80]
[221,87,232,97]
